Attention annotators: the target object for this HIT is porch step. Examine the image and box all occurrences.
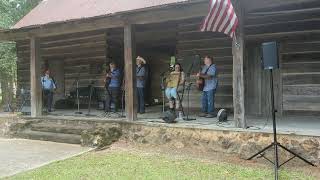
[30,122,92,135]
[17,129,81,144]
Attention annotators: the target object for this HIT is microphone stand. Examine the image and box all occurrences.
[85,81,95,116]
[160,72,167,113]
[183,57,197,121]
[74,68,83,115]
[183,82,196,121]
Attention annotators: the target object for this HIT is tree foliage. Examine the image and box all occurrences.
[0,0,41,105]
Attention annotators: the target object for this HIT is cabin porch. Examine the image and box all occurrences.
[40,106,320,137]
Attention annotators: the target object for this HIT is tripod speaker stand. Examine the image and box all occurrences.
[247,42,316,180]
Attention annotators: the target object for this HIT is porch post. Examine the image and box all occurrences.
[124,23,137,121]
[30,36,42,117]
[232,1,246,128]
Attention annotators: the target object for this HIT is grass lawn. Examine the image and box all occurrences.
[8,150,315,180]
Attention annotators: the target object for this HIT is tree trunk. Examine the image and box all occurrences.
[0,73,9,108]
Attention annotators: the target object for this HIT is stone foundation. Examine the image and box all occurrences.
[0,114,22,137]
[120,124,320,165]
[4,115,320,165]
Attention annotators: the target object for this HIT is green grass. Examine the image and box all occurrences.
[8,151,315,180]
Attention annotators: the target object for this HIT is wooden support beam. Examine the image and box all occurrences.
[124,24,137,121]
[232,1,246,128]
[30,37,42,117]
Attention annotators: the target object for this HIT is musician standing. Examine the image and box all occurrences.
[197,56,217,118]
[41,69,56,112]
[136,56,146,114]
[105,62,121,112]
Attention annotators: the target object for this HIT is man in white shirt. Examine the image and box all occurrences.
[41,70,56,112]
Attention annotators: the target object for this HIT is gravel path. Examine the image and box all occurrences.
[0,138,91,178]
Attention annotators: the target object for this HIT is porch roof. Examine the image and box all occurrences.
[13,0,191,29]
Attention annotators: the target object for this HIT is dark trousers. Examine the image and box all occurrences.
[201,89,216,115]
[105,87,120,112]
[137,87,145,113]
[43,90,53,112]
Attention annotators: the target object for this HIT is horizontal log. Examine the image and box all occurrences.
[178,22,201,32]
[282,62,320,73]
[178,17,203,26]
[178,31,227,41]
[112,31,178,44]
[177,47,232,57]
[283,110,320,116]
[42,50,106,59]
[282,52,320,63]
[41,40,106,51]
[64,55,106,62]
[283,95,320,111]
[177,54,233,66]
[136,21,178,32]
[17,34,106,51]
[177,38,232,50]
[65,74,104,80]
[19,43,106,55]
[282,41,320,54]
[246,19,320,35]
[246,10,320,26]
[41,30,106,42]
[282,73,320,85]
[281,34,320,44]
[283,85,320,96]
[65,79,105,86]
[246,30,320,42]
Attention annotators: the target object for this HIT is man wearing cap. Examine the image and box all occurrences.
[136,56,146,114]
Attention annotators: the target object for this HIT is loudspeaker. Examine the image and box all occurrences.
[217,109,228,122]
[261,42,279,70]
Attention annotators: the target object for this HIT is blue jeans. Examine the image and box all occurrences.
[201,89,216,115]
[43,90,54,112]
[137,88,145,113]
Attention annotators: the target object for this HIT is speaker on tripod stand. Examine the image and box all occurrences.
[247,42,316,180]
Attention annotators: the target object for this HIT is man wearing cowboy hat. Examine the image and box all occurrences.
[136,56,146,114]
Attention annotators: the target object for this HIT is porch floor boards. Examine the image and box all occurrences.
[42,106,320,137]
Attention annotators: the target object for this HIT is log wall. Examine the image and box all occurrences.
[245,2,320,116]
[16,30,107,100]
[176,17,233,110]
[281,36,320,115]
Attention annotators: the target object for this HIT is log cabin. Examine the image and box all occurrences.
[0,0,320,129]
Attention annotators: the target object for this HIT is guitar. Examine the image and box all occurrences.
[196,76,205,91]
[196,64,213,91]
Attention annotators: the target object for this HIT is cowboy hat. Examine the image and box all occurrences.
[136,56,146,64]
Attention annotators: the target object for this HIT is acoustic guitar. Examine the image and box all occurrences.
[196,64,213,91]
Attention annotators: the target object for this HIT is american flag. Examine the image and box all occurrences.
[200,0,239,38]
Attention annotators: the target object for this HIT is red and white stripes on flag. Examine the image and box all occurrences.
[200,0,239,38]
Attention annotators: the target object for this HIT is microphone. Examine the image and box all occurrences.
[160,71,167,77]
